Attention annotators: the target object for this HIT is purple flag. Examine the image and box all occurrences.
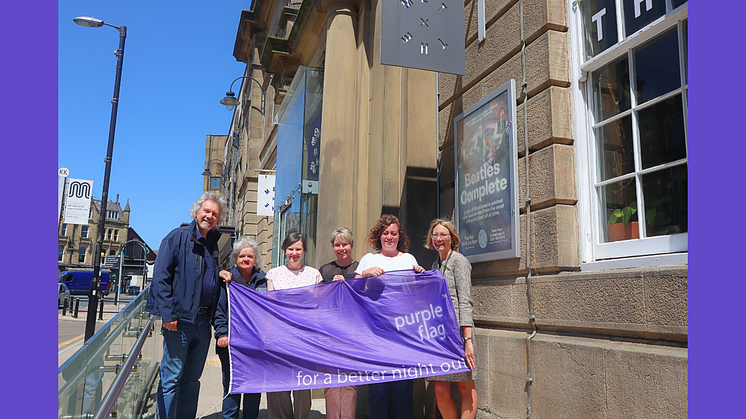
[227,269,470,393]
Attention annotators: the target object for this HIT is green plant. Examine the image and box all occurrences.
[608,202,637,226]
[645,197,671,227]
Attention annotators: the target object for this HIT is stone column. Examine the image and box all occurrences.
[316,0,361,266]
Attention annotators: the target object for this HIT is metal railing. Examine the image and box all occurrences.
[58,285,162,419]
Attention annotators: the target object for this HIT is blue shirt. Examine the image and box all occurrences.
[194,223,217,309]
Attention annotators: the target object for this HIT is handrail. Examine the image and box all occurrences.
[59,286,160,419]
[58,290,150,397]
[93,315,155,419]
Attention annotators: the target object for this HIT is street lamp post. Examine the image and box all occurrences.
[74,16,127,342]
[219,76,267,226]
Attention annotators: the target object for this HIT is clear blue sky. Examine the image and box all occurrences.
[59,1,249,249]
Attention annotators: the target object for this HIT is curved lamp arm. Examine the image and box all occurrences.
[220,76,266,114]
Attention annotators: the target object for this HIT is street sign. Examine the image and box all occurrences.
[63,178,94,225]
[103,255,120,269]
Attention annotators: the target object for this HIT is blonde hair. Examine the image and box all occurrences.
[424,218,460,250]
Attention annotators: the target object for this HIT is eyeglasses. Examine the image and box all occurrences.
[431,233,451,239]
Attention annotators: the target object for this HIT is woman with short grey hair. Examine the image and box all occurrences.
[229,237,263,270]
[214,236,267,419]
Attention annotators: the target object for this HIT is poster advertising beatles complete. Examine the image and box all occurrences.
[454,80,520,262]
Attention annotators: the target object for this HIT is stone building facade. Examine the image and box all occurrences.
[214,0,688,417]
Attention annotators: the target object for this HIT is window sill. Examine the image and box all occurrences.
[581,252,687,272]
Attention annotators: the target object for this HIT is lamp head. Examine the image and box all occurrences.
[220,92,240,111]
[73,16,104,28]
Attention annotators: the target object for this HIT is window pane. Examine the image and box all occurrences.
[622,0,667,35]
[62,223,68,236]
[59,245,65,261]
[81,226,89,238]
[593,57,631,121]
[634,29,681,104]
[672,0,687,9]
[682,20,687,84]
[642,164,687,236]
[600,178,638,243]
[78,246,87,263]
[581,0,618,59]
[595,116,634,181]
[638,94,686,169]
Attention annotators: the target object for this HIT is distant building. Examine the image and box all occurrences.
[58,194,131,271]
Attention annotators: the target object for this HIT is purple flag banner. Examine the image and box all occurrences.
[227,269,470,394]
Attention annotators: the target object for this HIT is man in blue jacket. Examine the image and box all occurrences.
[146,192,228,419]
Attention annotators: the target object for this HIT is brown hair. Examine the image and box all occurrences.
[367,214,409,253]
[424,218,460,250]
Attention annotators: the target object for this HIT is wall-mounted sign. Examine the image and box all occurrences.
[454,80,519,262]
[381,0,465,75]
[257,174,276,217]
[63,178,94,225]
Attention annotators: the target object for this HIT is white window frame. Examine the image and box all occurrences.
[568,0,688,267]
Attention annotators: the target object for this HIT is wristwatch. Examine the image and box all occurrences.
[463,335,472,342]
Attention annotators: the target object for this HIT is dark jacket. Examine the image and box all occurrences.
[145,220,221,324]
[214,266,267,340]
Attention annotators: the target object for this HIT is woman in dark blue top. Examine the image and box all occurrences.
[214,237,267,419]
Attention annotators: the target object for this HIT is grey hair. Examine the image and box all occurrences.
[329,227,354,247]
[230,236,263,270]
[188,192,228,224]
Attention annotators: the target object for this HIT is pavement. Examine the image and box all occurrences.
[59,301,328,418]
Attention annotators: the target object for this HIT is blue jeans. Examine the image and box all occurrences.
[217,345,261,419]
[157,313,212,419]
[368,380,414,419]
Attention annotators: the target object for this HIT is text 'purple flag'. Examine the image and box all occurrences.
[227,269,470,393]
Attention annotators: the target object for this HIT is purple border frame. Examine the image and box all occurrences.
[2,1,57,415]
[0,0,734,415]
[688,1,742,417]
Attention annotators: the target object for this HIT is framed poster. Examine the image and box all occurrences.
[453,79,520,262]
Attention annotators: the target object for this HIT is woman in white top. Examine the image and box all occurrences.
[354,214,424,419]
[265,232,322,419]
[355,214,425,278]
[266,232,323,290]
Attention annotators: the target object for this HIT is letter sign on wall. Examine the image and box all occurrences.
[381,0,465,75]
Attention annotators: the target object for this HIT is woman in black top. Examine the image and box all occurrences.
[319,227,359,282]
[317,227,358,419]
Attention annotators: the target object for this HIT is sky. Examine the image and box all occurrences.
[58,0,250,249]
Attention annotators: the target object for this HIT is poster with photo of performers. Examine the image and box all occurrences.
[453,79,520,262]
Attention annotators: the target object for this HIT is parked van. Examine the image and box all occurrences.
[58,271,111,296]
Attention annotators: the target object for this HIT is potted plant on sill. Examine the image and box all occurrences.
[607,202,639,241]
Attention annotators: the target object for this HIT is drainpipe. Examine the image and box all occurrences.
[519,0,537,417]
